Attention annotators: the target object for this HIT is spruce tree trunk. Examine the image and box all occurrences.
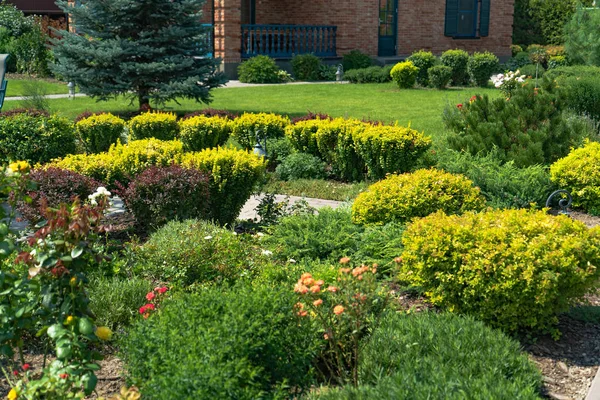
[138,89,150,110]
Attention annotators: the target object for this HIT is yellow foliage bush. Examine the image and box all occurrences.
[76,113,126,153]
[351,169,485,225]
[129,112,179,141]
[550,141,600,214]
[179,115,231,152]
[181,147,266,224]
[399,208,600,334]
[230,112,290,150]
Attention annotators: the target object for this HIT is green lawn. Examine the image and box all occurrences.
[3,82,499,141]
[5,77,69,97]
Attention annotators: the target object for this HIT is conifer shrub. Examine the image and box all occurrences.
[440,49,469,85]
[443,79,590,167]
[407,50,437,87]
[399,209,600,334]
[351,169,485,225]
[550,141,600,214]
[178,115,231,152]
[230,112,290,150]
[311,312,541,399]
[121,284,320,399]
[128,112,179,141]
[390,61,418,89]
[76,113,126,153]
[118,165,211,231]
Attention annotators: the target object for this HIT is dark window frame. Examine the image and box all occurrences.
[454,0,479,38]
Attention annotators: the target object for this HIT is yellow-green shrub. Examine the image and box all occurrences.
[399,209,600,334]
[179,115,231,152]
[390,61,418,89]
[352,169,485,225]
[317,118,366,181]
[353,125,432,180]
[129,112,179,141]
[181,147,266,224]
[284,119,321,156]
[52,139,184,185]
[231,112,290,150]
[76,113,126,153]
[550,141,600,214]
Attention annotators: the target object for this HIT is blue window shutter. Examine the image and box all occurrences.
[480,0,491,37]
[445,0,459,37]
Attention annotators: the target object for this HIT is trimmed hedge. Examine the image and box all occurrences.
[390,61,418,89]
[128,112,179,141]
[231,112,290,150]
[76,113,125,153]
[399,208,600,334]
[351,169,485,225]
[178,115,231,152]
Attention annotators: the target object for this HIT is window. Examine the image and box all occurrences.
[444,0,490,38]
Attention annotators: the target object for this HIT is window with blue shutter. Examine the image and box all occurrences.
[444,0,491,38]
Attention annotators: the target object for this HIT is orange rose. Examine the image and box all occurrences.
[313,299,323,306]
[339,257,351,264]
[310,285,321,293]
[333,305,345,315]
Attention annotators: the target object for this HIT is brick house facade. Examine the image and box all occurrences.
[203,0,514,76]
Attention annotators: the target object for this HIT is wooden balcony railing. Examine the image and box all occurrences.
[241,24,337,58]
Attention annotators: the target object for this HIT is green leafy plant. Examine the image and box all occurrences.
[178,114,231,151]
[467,51,499,87]
[128,112,179,141]
[390,61,418,89]
[440,49,469,86]
[351,169,485,225]
[291,53,323,81]
[76,113,125,153]
[230,112,290,150]
[344,66,393,84]
[399,208,600,335]
[275,152,327,181]
[407,50,437,87]
[342,50,372,71]
[427,65,452,89]
[238,55,281,84]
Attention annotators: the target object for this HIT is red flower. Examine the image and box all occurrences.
[457,103,463,109]
[155,286,168,294]
[22,363,31,371]
[144,303,155,311]
[13,370,19,376]
[470,95,478,102]
[139,305,146,314]
[146,292,156,301]
[60,373,69,379]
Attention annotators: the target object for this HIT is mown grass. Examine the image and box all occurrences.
[3,83,499,141]
[5,75,69,97]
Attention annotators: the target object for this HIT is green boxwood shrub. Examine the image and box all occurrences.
[132,219,264,287]
[550,141,600,214]
[311,312,541,400]
[119,165,211,232]
[76,113,125,153]
[427,65,452,89]
[178,115,231,151]
[342,50,372,71]
[275,152,327,181]
[390,61,418,89]
[440,49,469,85]
[121,284,320,399]
[291,53,322,81]
[0,112,76,164]
[548,55,568,69]
[129,112,179,141]
[231,112,290,150]
[351,169,485,225]
[399,208,600,334]
[237,55,281,84]
[407,50,436,87]
[507,51,533,71]
[344,66,393,84]
[467,51,500,86]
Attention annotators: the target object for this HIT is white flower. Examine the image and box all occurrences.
[261,249,273,256]
[288,258,296,264]
[204,235,213,240]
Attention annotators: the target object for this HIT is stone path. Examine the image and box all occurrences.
[4,80,349,102]
[2,194,345,231]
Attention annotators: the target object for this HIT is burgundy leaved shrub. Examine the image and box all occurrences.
[290,111,332,124]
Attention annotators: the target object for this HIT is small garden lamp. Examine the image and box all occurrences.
[67,82,76,98]
[336,64,344,82]
[253,130,267,158]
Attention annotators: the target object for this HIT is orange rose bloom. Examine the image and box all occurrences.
[333,305,345,315]
[297,310,308,317]
[303,277,315,286]
[294,283,309,294]
[315,280,324,286]
[327,286,338,293]
[310,285,321,293]
[313,299,323,306]
[339,257,351,264]
[301,273,312,280]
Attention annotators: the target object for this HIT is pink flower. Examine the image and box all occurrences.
[22,363,31,371]
[146,292,156,301]
[155,286,168,294]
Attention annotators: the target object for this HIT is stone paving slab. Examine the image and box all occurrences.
[238,194,345,221]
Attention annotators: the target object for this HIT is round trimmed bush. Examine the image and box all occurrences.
[237,55,281,84]
[275,152,327,181]
[119,165,211,231]
[441,49,469,86]
[178,115,231,151]
[550,141,600,214]
[390,61,418,89]
[467,51,500,87]
[18,167,102,223]
[342,50,372,71]
[291,53,323,81]
[132,219,265,287]
[351,169,486,225]
[407,50,437,87]
[128,112,179,141]
[230,112,290,150]
[427,65,452,89]
[76,113,125,153]
[399,208,600,334]
[311,312,541,399]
